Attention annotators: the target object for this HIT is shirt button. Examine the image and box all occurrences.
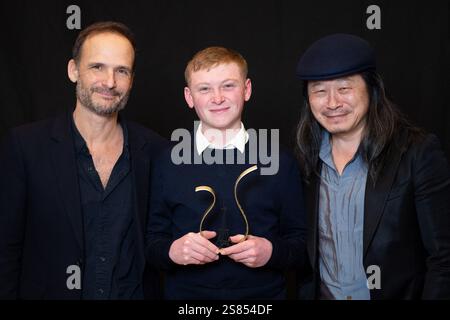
[98,288,104,295]
[100,257,106,262]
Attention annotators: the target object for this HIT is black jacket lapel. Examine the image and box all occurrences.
[128,125,150,228]
[303,167,322,299]
[305,168,321,272]
[50,114,84,252]
[363,133,408,258]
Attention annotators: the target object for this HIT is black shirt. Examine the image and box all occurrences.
[71,116,143,299]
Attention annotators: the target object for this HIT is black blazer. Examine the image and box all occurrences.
[0,113,167,299]
[300,130,450,299]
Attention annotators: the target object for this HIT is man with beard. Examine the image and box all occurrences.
[0,21,167,299]
[295,34,450,299]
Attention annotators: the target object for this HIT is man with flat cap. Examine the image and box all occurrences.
[295,33,450,299]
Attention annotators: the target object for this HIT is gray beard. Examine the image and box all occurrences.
[76,82,130,117]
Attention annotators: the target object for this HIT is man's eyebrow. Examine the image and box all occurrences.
[221,78,239,84]
[114,65,132,72]
[193,82,210,87]
[192,78,240,88]
[87,62,132,71]
[87,62,104,67]
[336,77,354,83]
[309,81,324,88]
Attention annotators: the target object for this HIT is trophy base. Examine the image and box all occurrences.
[216,228,231,248]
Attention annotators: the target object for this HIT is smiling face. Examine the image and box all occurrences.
[307,74,370,138]
[184,62,252,132]
[68,32,135,117]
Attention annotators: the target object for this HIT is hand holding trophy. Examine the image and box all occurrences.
[195,165,258,249]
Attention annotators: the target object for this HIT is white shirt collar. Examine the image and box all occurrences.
[195,121,249,155]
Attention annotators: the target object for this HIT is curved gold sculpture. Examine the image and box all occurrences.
[195,185,216,237]
[234,165,258,241]
[195,165,258,242]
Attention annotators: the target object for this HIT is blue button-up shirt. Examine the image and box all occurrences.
[318,132,370,300]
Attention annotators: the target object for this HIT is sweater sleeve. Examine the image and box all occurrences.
[145,149,178,271]
[412,135,450,299]
[0,130,27,299]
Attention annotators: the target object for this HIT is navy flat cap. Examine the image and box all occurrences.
[296,33,376,80]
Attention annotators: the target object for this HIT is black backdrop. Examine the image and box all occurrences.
[0,0,448,158]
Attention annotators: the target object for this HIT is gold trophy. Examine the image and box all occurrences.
[195,165,258,248]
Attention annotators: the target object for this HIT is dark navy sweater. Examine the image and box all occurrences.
[146,138,307,299]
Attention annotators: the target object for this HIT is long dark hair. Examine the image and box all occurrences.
[295,70,423,184]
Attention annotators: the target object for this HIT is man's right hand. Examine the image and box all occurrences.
[169,231,220,265]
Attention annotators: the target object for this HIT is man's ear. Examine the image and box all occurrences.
[184,87,195,109]
[244,78,252,101]
[67,59,79,83]
[129,72,134,89]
